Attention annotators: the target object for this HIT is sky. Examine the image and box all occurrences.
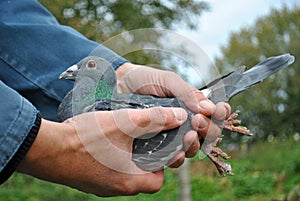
[179,0,300,60]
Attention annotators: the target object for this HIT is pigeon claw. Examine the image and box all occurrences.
[223,110,253,136]
[201,137,233,176]
[201,110,254,176]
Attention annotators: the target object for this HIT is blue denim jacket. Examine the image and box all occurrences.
[0,0,127,183]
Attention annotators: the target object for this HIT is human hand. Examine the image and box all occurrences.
[17,106,188,197]
[116,63,231,167]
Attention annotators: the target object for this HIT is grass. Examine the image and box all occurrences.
[1,138,299,201]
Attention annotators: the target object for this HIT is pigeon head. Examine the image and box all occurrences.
[59,56,116,82]
[58,56,117,118]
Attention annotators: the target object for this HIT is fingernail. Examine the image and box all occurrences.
[199,100,215,111]
[172,108,187,122]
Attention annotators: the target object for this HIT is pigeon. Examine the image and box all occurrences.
[57,53,295,175]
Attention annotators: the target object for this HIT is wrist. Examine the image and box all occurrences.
[0,113,41,184]
[16,118,76,181]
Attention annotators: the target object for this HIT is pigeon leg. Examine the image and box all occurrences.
[201,137,233,176]
[201,110,254,176]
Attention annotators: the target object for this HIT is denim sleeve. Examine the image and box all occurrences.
[0,0,128,183]
[0,81,40,184]
[0,0,128,121]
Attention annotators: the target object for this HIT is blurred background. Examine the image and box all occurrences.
[1,0,299,200]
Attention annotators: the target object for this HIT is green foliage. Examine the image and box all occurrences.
[39,0,209,41]
[215,5,300,142]
[39,0,209,77]
[233,139,300,197]
[230,170,275,197]
[191,176,232,201]
[0,168,178,201]
[2,139,299,201]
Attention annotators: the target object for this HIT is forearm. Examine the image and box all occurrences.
[0,81,40,184]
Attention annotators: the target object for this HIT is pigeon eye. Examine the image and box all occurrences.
[86,60,97,69]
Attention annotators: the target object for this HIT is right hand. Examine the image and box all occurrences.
[116,63,231,161]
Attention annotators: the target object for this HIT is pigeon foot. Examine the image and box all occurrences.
[201,110,253,176]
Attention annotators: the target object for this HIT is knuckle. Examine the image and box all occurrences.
[116,180,139,196]
[116,177,162,195]
[147,182,163,194]
[131,110,150,128]
[165,71,180,79]
[150,107,170,126]
[214,102,227,120]
[163,71,183,87]
[192,114,208,132]
[206,124,222,141]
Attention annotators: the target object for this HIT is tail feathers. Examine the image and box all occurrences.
[201,54,295,103]
[243,53,295,83]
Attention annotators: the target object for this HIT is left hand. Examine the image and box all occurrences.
[116,63,231,168]
[18,107,187,197]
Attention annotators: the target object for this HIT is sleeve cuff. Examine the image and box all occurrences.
[0,113,41,184]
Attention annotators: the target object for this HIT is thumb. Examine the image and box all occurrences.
[113,107,188,138]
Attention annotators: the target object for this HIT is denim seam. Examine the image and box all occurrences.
[0,98,37,170]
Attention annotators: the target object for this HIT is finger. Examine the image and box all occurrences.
[113,107,188,138]
[191,114,222,142]
[118,66,213,115]
[176,87,207,113]
[213,102,228,121]
[117,170,164,195]
[183,130,200,158]
[140,70,208,114]
[198,99,217,116]
[137,171,164,194]
[163,76,211,114]
[168,131,200,168]
[224,102,232,119]
[167,151,185,168]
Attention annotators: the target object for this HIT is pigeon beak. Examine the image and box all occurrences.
[59,64,79,80]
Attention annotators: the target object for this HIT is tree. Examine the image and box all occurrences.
[39,0,208,41]
[214,5,300,143]
[40,0,210,78]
